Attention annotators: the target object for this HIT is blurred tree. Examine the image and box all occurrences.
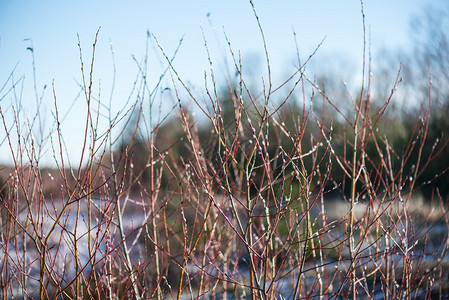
[400,5,449,200]
[367,5,449,201]
[306,5,449,201]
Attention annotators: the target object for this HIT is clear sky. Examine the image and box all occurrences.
[0,0,445,166]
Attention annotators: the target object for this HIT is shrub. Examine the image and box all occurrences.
[0,2,448,299]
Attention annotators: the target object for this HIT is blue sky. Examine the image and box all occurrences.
[0,0,445,165]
